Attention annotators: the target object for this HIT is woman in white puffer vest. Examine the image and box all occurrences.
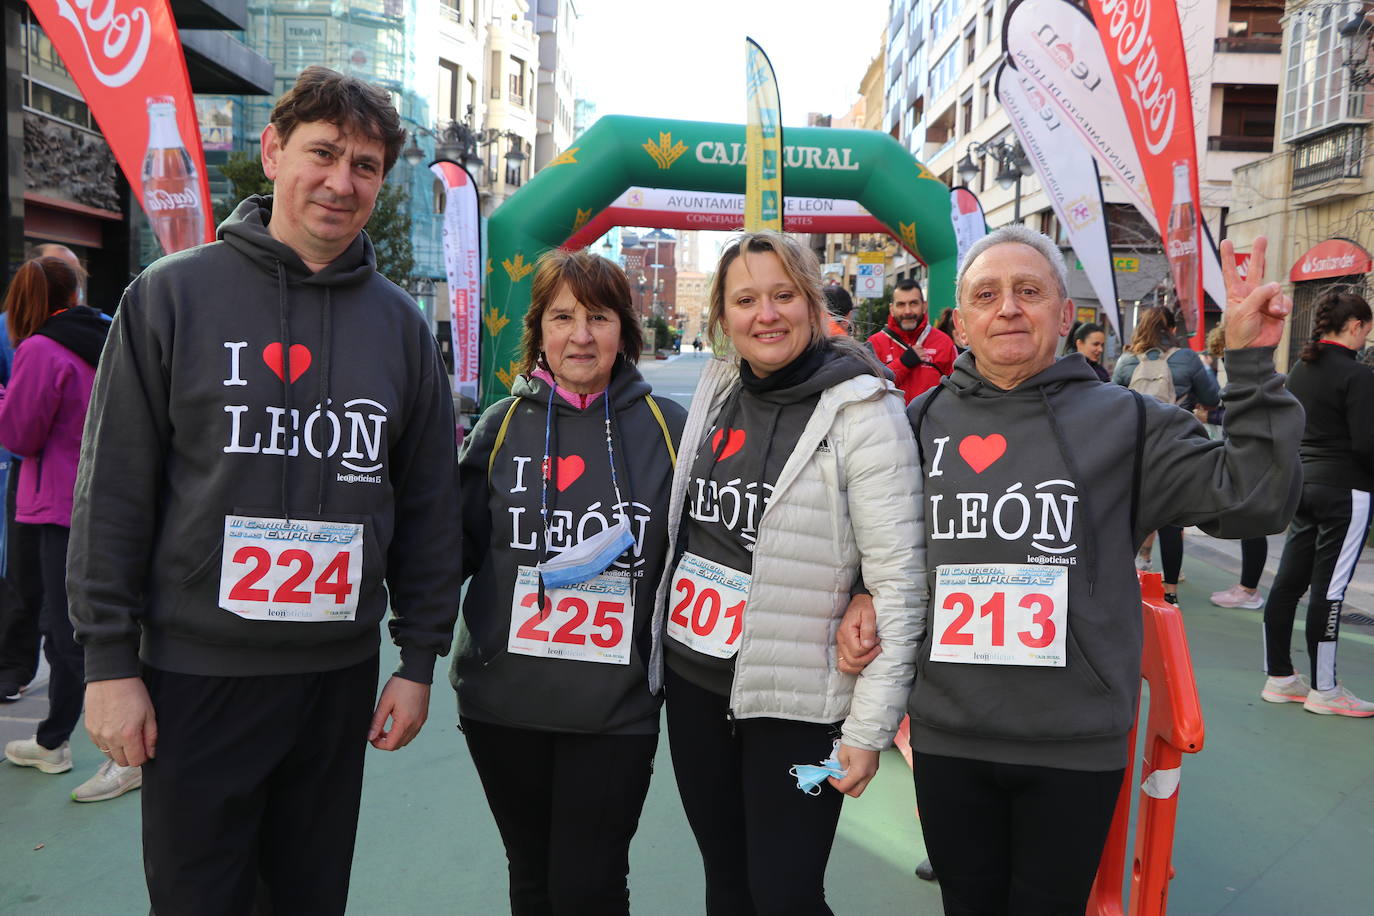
[651,231,925,915]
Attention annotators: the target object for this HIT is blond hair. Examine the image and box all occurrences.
[706,231,827,354]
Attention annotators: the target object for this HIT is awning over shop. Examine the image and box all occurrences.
[1289,238,1373,282]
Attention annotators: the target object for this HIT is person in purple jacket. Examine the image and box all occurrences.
[0,256,114,799]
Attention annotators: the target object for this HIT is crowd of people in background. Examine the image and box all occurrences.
[1,65,1371,916]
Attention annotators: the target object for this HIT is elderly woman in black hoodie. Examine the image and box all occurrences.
[454,249,686,915]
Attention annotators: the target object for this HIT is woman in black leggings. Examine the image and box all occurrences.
[1261,291,1374,716]
[453,251,686,914]
[1113,306,1220,604]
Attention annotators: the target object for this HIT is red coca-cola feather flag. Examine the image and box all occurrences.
[26,0,214,254]
[1087,0,1205,349]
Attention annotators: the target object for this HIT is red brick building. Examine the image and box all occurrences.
[621,229,677,322]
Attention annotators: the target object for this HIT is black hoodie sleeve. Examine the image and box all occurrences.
[1135,347,1303,540]
[384,339,465,684]
[456,396,516,582]
[68,284,170,681]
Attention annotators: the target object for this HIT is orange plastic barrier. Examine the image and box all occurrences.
[1087,571,1207,916]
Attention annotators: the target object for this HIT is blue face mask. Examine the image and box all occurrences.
[537,517,635,588]
[534,382,636,590]
[790,740,847,795]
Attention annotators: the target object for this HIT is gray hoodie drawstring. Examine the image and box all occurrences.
[316,291,332,514]
[276,261,292,522]
[1037,387,1099,597]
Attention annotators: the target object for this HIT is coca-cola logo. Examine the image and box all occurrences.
[54,0,152,89]
[1167,239,1196,258]
[145,187,199,212]
[1096,0,1177,157]
[1302,253,1358,274]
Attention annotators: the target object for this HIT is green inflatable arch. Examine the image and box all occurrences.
[482,115,956,409]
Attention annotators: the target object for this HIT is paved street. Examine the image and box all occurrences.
[3,354,1373,914]
[637,346,712,409]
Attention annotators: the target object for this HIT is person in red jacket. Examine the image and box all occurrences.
[867,279,957,403]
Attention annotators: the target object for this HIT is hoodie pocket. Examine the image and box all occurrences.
[909,625,1128,742]
[167,509,383,646]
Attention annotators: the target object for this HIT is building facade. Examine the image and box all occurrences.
[1226,0,1373,370]
[527,0,578,171]
[869,0,1283,335]
[676,269,710,347]
[205,0,443,285]
[4,0,273,306]
[573,97,597,137]
[621,229,677,327]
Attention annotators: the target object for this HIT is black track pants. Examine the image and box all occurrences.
[461,717,657,916]
[34,525,82,748]
[1157,525,1184,585]
[0,463,41,689]
[141,654,378,916]
[1263,483,1372,691]
[913,751,1123,916]
[1240,537,1268,590]
[664,667,844,916]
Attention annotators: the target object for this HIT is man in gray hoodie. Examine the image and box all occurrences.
[67,67,461,914]
[839,225,1301,913]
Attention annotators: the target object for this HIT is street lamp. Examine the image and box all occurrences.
[956,137,1033,223]
[401,105,527,185]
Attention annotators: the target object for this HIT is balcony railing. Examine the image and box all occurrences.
[1291,123,1365,190]
[1214,36,1281,53]
[1207,134,1274,152]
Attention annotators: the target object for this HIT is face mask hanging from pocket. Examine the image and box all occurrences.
[535,384,635,589]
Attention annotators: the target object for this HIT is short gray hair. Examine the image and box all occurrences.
[956,224,1069,303]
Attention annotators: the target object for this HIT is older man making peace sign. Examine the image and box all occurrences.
[840,226,1300,915]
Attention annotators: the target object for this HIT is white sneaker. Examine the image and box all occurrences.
[5,736,73,774]
[1303,684,1374,717]
[1261,673,1310,704]
[1211,585,1264,609]
[71,759,142,802]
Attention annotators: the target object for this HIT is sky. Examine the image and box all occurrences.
[573,0,889,126]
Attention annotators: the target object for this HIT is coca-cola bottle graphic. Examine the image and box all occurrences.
[142,96,205,255]
[1165,159,1199,337]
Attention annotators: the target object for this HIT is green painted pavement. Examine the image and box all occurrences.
[2,551,1372,913]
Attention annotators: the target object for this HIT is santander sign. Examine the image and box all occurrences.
[54,0,151,88]
[1289,239,1373,282]
[1097,0,1175,156]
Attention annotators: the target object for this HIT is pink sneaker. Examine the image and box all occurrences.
[1303,684,1374,717]
[1211,585,1264,609]
[1261,673,1310,704]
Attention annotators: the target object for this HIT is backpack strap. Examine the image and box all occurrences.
[644,394,678,466]
[912,384,945,467]
[1130,391,1146,534]
[488,394,677,484]
[487,397,523,483]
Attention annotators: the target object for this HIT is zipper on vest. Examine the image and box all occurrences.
[725,708,737,736]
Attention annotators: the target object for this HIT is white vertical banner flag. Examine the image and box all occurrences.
[996,60,1121,336]
[431,160,482,410]
[950,187,989,271]
[1002,0,1225,312]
